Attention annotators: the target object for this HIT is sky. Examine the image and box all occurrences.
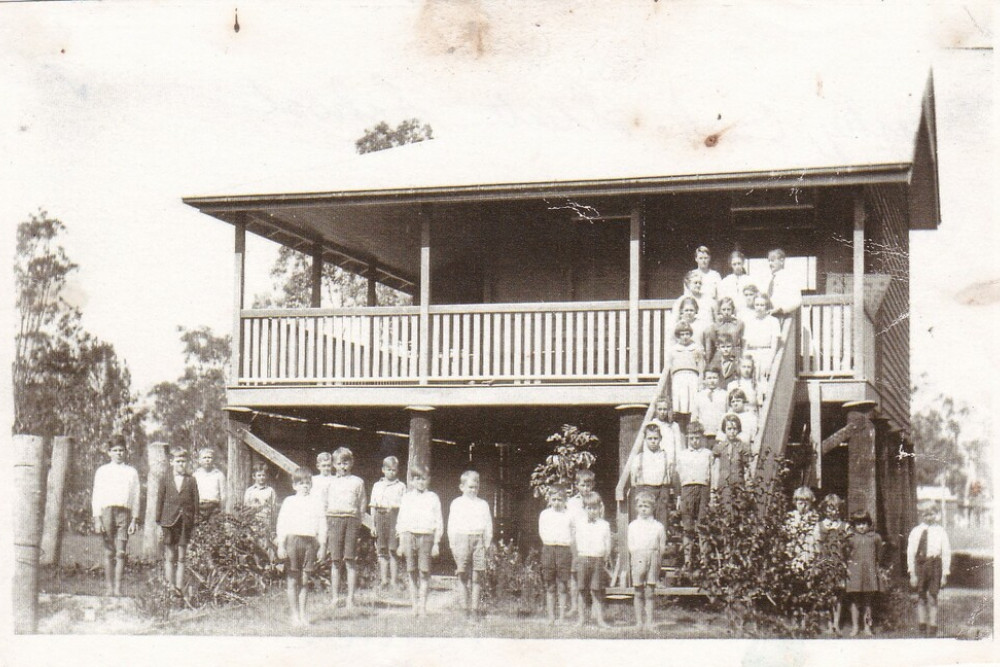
[2,0,996,440]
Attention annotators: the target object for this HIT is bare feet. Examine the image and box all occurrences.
[849,626,859,637]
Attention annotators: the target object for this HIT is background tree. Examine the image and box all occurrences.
[911,393,990,502]
[354,118,434,155]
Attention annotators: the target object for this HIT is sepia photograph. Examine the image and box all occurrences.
[2,0,995,662]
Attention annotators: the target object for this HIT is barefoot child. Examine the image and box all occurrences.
[192,447,226,521]
[567,468,596,617]
[156,446,199,592]
[846,510,883,636]
[275,467,327,626]
[676,422,714,572]
[396,466,443,617]
[538,486,573,624]
[907,505,952,637]
[574,493,611,628]
[311,451,335,501]
[370,456,406,591]
[628,490,666,629]
[448,470,494,619]
[91,436,141,596]
[323,447,366,610]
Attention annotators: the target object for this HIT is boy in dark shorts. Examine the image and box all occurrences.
[155,445,199,592]
[91,436,141,596]
[907,505,952,637]
[538,486,573,624]
[322,447,366,610]
[395,466,443,616]
[370,455,406,591]
[276,467,327,626]
[573,492,610,628]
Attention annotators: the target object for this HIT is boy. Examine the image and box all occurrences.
[369,455,407,591]
[567,468,596,617]
[694,245,722,300]
[692,367,728,441]
[629,423,671,529]
[323,446,366,610]
[538,486,573,624]
[91,436,141,596]
[676,422,714,572]
[276,467,328,626]
[711,334,739,389]
[396,465,443,616]
[628,490,666,629]
[574,492,611,628]
[192,446,226,521]
[447,470,494,619]
[907,505,952,637]
[155,446,199,592]
[765,247,802,316]
[244,462,277,528]
[312,451,335,501]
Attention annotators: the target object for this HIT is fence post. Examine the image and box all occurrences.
[40,436,72,567]
[143,441,169,560]
[14,434,45,633]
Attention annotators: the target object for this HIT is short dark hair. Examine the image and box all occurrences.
[252,462,268,476]
[168,445,188,459]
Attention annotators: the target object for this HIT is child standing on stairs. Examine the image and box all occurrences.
[669,319,705,430]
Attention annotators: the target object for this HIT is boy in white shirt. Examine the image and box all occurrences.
[628,490,666,629]
[566,468,596,618]
[323,446,366,610]
[91,436,141,596]
[275,467,327,626]
[369,455,407,591]
[573,493,611,628]
[538,486,573,624]
[396,466,443,616]
[448,470,494,619]
[907,506,952,637]
[629,424,671,529]
[692,368,729,441]
[192,447,226,521]
[311,451,335,500]
[676,421,714,572]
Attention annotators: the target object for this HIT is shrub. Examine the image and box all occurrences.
[529,425,599,499]
[483,540,545,616]
[64,488,95,535]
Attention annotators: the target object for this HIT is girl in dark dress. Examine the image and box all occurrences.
[846,510,883,636]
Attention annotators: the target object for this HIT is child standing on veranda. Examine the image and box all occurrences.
[693,245,723,301]
[718,250,754,306]
[448,470,494,619]
[538,486,573,624]
[323,446,366,610]
[156,446,199,592]
[907,505,952,637]
[573,492,611,628]
[193,446,226,522]
[370,455,407,591]
[275,467,327,626]
[676,422,714,572]
[91,436,141,596]
[846,510,883,636]
[628,490,666,629]
[567,467,596,618]
[396,465,443,616]
[743,294,781,385]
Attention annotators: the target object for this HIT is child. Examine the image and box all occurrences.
[369,455,407,591]
[725,389,759,453]
[244,462,277,527]
[629,423,671,528]
[692,367,728,441]
[673,294,712,360]
[538,486,573,624]
[448,470,494,619]
[669,320,705,424]
[573,492,611,628]
[711,333,740,389]
[275,467,328,626]
[718,250,754,305]
[712,416,751,506]
[693,245,722,301]
[710,298,744,364]
[322,446,366,609]
[764,248,802,316]
[677,271,717,358]
[567,468,596,617]
[156,445,199,592]
[628,490,666,629]
[743,294,781,385]
[846,510,883,636]
[785,486,818,572]
[91,436,141,596]
[728,355,763,415]
[815,494,848,635]
[312,451,335,501]
[396,465,443,616]
[192,446,226,521]
[907,505,952,637]
[739,282,761,324]
[676,422,714,572]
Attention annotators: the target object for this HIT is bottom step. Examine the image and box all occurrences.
[604,586,704,598]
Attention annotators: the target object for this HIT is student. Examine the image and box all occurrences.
[846,510,883,637]
[646,399,683,462]
[718,250,754,305]
[573,493,611,628]
[743,294,781,385]
[396,466,443,617]
[244,462,277,528]
[676,422,713,572]
[673,294,712,362]
[785,486,819,572]
[91,436,141,596]
[448,470,494,619]
[275,467,327,626]
[669,319,705,425]
[567,468,596,618]
[692,367,728,441]
[323,447,366,610]
[725,389,759,454]
[738,282,761,324]
[907,505,952,637]
[815,494,848,635]
[312,451,335,501]
[369,455,407,591]
[765,248,802,316]
[628,490,666,629]
[710,298,745,364]
[629,423,671,529]
[192,447,226,521]
[712,415,751,506]
[538,486,573,624]
[728,355,763,416]
[676,271,716,359]
[711,333,740,389]
[693,245,723,301]
[156,445,199,593]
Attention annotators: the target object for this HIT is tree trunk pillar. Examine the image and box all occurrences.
[14,434,44,633]
[226,410,254,513]
[406,406,434,484]
[40,435,72,567]
[616,404,647,586]
[845,400,878,522]
[142,441,169,560]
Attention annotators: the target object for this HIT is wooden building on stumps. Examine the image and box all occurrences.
[184,70,939,583]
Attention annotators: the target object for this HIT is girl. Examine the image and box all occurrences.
[785,486,818,572]
[815,494,849,635]
[677,270,716,329]
[693,245,723,301]
[668,320,705,426]
[673,295,712,362]
[710,297,744,364]
[743,294,780,385]
[738,282,761,325]
[846,511,883,636]
[728,354,763,415]
[718,250,754,305]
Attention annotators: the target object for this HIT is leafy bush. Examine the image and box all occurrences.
[483,540,545,616]
[64,488,96,535]
[529,425,599,499]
